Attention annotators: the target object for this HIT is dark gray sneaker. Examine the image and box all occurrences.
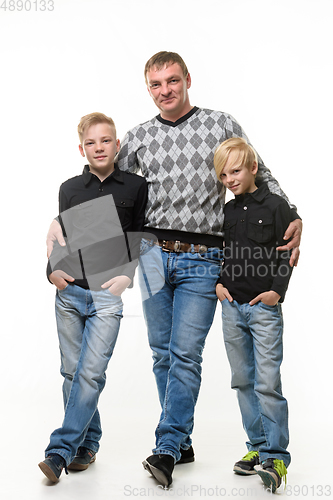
[177,446,195,464]
[38,454,68,483]
[255,458,287,493]
[67,447,96,471]
[142,454,174,487]
[233,451,260,475]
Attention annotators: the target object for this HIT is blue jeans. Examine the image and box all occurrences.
[138,241,223,461]
[45,284,123,466]
[221,299,290,467]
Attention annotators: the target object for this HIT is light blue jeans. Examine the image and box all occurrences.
[221,299,290,467]
[45,284,123,466]
[138,240,223,461]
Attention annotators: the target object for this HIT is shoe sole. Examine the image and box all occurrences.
[233,465,257,475]
[67,455,96,471]
[38,462,60,483]
[254,466,279,493]
[176,456,195,465]
[142,459,171,487]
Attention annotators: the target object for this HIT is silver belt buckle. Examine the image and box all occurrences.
[174,240,181,252]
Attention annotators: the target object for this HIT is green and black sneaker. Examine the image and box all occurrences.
[233,450,259,475]
[255,458,287,493]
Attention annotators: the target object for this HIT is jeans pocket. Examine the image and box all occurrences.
[58,284,69,292]
[198,247,223,264]
[259,301,278,310]
[140,237,155,255]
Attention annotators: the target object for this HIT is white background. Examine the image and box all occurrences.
[0,0,332,498]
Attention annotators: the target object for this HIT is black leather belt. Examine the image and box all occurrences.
[156,239,208,253]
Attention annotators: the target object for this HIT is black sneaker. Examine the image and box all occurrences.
[233,451,259,475]
[67,447,96,471]
[38,454,68,483]
[177,446,195,464]
[255,458,287,493]
[142,454,174,487]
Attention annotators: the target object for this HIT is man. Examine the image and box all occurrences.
[47,51,302,488]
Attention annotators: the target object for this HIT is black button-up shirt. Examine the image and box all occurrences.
[217,184,293,303]
[48,165,148,289]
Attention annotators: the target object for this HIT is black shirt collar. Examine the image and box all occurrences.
[156,106,199,127]
[234,183,270,205]
[82,164,125,186]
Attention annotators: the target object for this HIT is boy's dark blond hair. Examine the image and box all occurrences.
[78,112,116,144]
[144,51,189,84]
[214,137,258,182]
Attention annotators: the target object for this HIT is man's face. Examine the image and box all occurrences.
[146,63,191,120]
[79,122,120,180]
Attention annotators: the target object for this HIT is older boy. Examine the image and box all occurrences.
[38,113,147,483]
[214,138,293,493]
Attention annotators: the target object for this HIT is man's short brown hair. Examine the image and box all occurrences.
[144,51,189,84]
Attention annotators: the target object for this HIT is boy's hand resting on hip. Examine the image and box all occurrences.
[216,283,233,302]
[49,270,75,290]
[101,275,132,296]
[249,291,281,307]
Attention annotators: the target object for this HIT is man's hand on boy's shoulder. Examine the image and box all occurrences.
[101,275,132,296]
[49,270,75,290]
[276,218,302,267]
[47,219,66,258]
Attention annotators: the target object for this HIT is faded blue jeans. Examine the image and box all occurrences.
[45,284,123,466]
[221,299,290,467]
[138,240,223,461]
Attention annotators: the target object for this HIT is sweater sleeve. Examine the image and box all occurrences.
[116,130,141,174]
[225,114,299,218]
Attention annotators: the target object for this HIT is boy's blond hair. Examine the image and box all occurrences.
[78,112,117,144]
[214,137,258,182]
[144,51,189,84]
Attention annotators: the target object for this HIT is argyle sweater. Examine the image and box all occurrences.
[117,107,297,240]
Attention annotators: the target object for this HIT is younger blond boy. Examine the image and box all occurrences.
[214,137,295,493]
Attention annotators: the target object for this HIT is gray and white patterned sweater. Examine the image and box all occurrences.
[117,107,297,238]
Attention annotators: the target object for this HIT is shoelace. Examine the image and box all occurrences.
[273,459,287,487]
[49,453,69,475]
[242,450,259,461]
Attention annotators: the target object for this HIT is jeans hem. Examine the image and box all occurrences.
[45,449,71,467]
[259,453,291,468]
[153,449,177,462]
[79,442,100,454]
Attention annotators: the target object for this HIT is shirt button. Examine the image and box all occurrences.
[259,219,263,224]
[243,206,248,210]
[99,187,103,192]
